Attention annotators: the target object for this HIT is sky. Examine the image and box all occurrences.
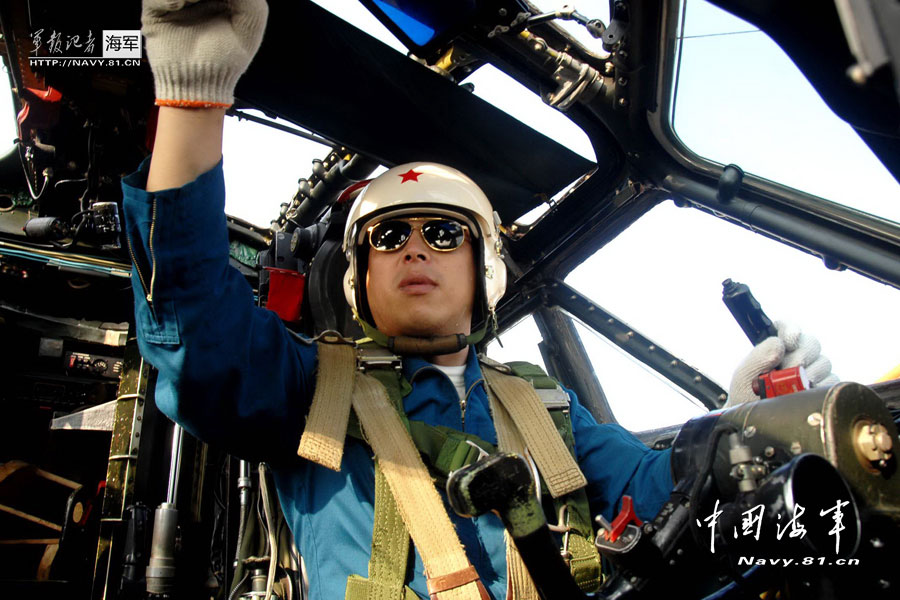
[561,0,900,428]
[2,0,898,431]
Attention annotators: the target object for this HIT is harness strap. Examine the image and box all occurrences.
[493,361,603,594]
[352,372,486,600]
[303,344,601,598]
[345,465,414,600]
[503,361,559,390]
[567,535,603,591]
[407,422,495,481]
[484,375,540,600]
[545,404,603,592]
[505,549,539,600]
[296,342,356,471]
[481,366,587,497]
[345,577,417,600]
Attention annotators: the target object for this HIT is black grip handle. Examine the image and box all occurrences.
[447,454,590,600]
[722,279,778,346]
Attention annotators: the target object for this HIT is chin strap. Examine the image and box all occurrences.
[357,316,488,356]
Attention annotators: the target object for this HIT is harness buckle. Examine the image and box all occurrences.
[312,329,356,345]
[464,439,490,461]
[559,506,573,560]
[524,447,542,502]
[548,504,570,534]
[356,346,402,373]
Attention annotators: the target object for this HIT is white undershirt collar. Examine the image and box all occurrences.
[433,363,466,401]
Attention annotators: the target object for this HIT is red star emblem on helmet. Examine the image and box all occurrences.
[398,169,422,183]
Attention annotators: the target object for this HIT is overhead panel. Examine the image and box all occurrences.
[236,1,600,222]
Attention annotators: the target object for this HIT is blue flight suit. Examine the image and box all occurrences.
[121,158,674,599]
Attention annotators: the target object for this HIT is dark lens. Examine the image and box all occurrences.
[423,220,465,250]
[369,220,412,251]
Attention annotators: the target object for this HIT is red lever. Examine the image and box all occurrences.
[752,366,810,399]
[603,495,643,543]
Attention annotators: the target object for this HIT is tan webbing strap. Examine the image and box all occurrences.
[297,342,356,471]
[487,384,540,600]
[352,373,485,600]
[482,367,586,497]
[505,547,539,600]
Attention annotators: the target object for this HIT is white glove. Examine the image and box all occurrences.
[726,321,839,407]
[142,0,269,108]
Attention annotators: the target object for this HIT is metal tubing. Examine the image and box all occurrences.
[665,174,900,288]
[339,153,379,181]
[166,424,184,506]
[238,460,252,507]
[145,502,178,595]
[226,109,332,146]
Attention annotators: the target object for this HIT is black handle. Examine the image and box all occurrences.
[721,279,778,346]
[447,453,590,600]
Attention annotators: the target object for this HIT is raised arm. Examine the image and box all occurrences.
[123,0,317,462]
[142,0,265,190]
[147,107,224,192]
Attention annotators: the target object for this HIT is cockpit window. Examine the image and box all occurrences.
[221,1,402,228]
[460,65,596,163]
[671,0,900,223]
[0,66,17,150]
[565,199,900,427]
[222,111,332,227]
[310,0,407,53]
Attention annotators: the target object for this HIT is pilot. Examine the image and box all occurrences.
[124,1,838,598]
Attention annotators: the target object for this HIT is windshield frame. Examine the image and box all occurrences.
[641,0,900,290]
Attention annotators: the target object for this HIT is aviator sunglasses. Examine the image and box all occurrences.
[367,217,470,253]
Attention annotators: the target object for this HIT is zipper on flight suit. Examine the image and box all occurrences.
[410,365,478,430]
[460,378,483,430]
[460,395,466,430]
[125,198,158,316]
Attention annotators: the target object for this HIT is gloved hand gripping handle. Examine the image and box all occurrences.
[723,279,838,406]
[447,453,590,600]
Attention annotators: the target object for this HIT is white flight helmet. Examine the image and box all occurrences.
[342,162,507,350]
